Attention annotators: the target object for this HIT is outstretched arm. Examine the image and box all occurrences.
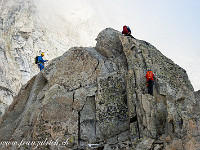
[38,56,48,63]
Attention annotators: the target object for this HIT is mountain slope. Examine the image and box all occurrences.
[0,28,198,150]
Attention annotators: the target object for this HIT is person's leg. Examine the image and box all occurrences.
[151,81,153,95]
[130,34,135,39]
[149,80,153,95]
[148,80,153,95]
[148,81,151,94]
[39,63,44,71]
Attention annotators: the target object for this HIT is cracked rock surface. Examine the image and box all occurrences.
[0,28,199,150]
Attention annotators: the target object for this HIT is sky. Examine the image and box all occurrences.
[40,0,200,91]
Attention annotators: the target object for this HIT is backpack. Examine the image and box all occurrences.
[123,26,129,34]
[146,71,154,81]
[35,56,39,64]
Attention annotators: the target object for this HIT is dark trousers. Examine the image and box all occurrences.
[124,33,134,38]
[147,80,154,95]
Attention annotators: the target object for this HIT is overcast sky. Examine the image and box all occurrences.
[41,0,200,91]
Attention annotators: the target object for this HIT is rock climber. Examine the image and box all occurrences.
[36,53,48,71]
[122,25,134,38]
[146,70,155,95]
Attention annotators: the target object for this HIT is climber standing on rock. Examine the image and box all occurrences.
[122,25,134,38]
[146,70,155,95]
[35,53,48,71]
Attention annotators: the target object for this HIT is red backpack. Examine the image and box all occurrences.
[146,71,154,81]
[123,26,129,34]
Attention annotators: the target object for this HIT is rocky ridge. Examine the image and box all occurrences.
[0,28,199,150]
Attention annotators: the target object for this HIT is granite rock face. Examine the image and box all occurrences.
[0,28,198,150]
[0,0,67,116]
[195,90,200,103]
[0,0,100,116]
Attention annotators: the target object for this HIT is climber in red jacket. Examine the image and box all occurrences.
[146,70,155,95]
[122,25,134,38]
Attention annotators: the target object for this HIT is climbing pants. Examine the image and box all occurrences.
[147,80,154,95]
[38,63,44,71]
